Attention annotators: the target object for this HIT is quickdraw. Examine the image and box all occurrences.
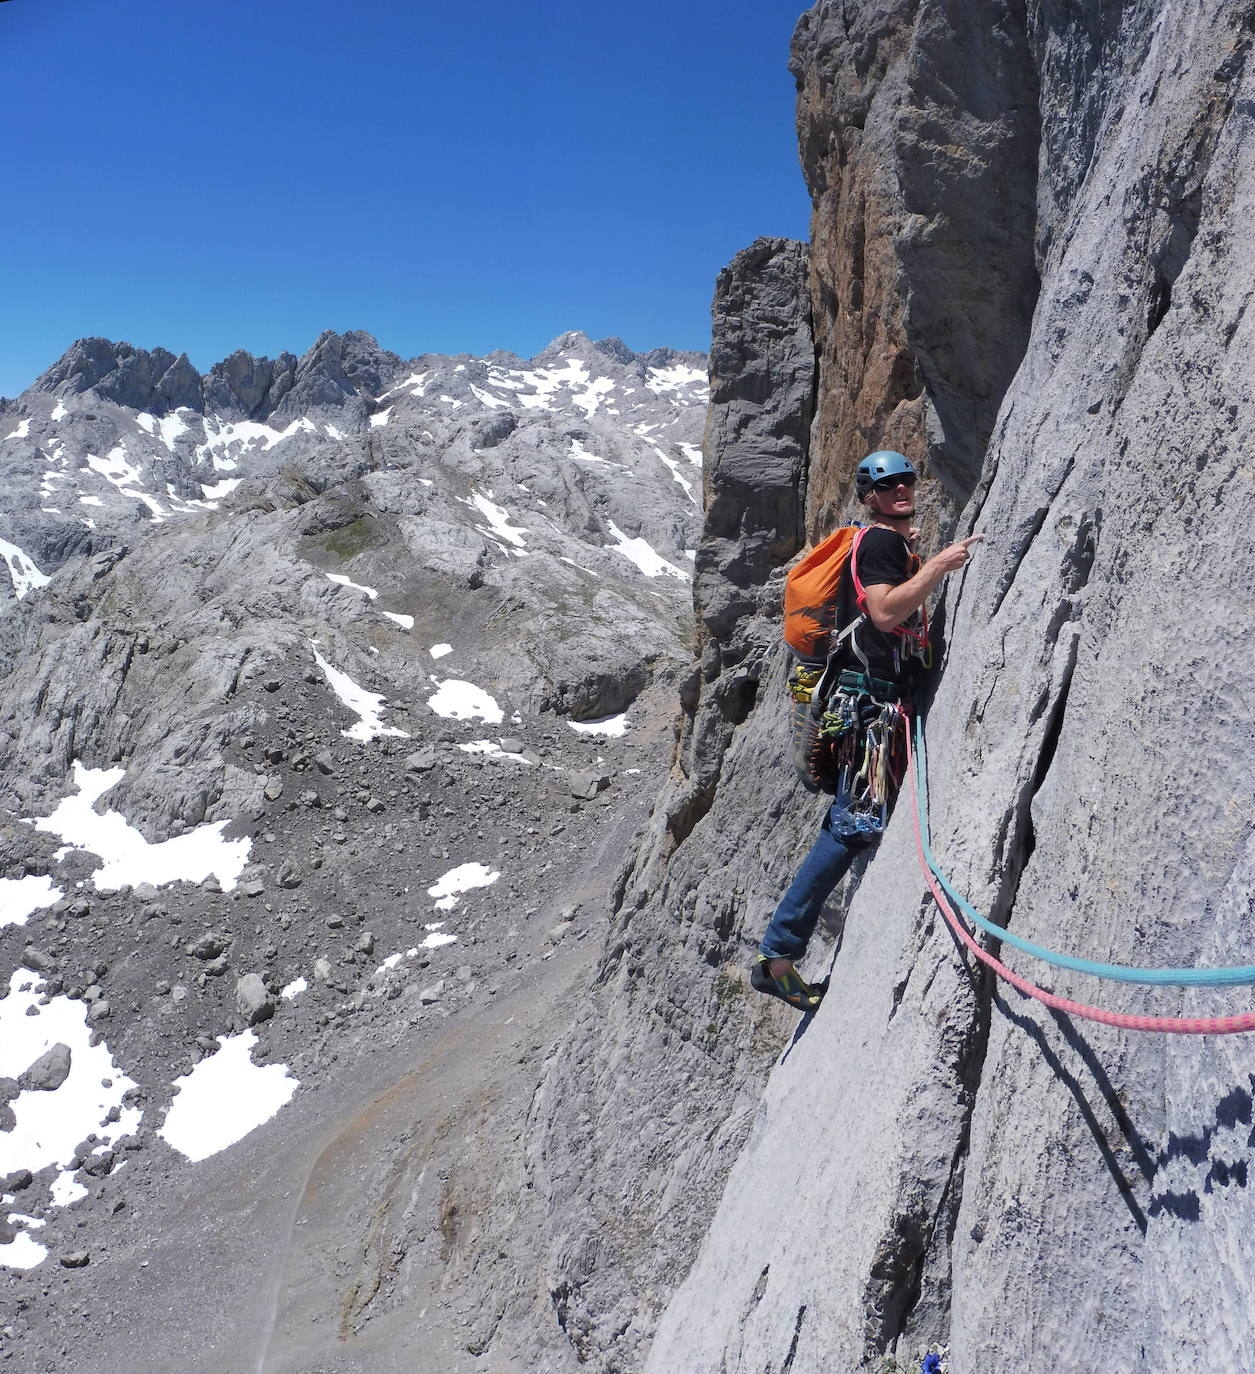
[789,660,909,814]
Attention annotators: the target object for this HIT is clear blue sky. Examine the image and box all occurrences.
[0,0,812,398]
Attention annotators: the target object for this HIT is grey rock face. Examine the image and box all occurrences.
[638,4,1255,1374]
[701,238,813,646]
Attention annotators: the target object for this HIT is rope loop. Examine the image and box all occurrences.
[908,719,1255,1035]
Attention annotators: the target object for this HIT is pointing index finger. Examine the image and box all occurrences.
[961,534,986,548]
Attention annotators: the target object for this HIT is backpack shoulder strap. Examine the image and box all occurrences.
[849,525,872,611]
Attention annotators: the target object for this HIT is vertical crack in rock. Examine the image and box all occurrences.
[1109,3,1255,410]
[990,630,1079,939]
[781,1303,808,1371]
[1147,12,1254,337]
[861,899,995,1363]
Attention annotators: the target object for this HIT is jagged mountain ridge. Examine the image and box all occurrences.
[0,329,707,599]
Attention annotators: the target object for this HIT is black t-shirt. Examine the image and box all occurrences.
[833,525,921,682]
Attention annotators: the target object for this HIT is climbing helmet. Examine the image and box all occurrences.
[855,450,916,497]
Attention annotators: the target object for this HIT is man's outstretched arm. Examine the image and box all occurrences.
[863,534,984,632]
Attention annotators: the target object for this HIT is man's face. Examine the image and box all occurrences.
[868,476,915,519]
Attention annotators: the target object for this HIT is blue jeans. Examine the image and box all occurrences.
[759,788,883,962]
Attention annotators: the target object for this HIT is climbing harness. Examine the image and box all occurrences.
[789,665,907,809]
[906,719,1255,1034]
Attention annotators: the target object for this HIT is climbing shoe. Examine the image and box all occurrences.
[750,956,826,1012]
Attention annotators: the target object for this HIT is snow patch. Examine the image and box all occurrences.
[326,573,378,600]
[426,862,498,911]
[604,521,690,581]
[648,444,697,504]
[0,970,142,1268]
[195,415,312,467]
[146,411,188,452]
[84,445,166,521]
[159,1030,298,1163]
[469,384,511,409]
[28,764,252,892]
[381,611,414,630]
[457,740,532,764]
[370,406,393,428]
[463,490,528,550]
[311,647,409,743]
[0,874,62,929]
[426,677,503,724]
[645,362,707,394]
[199,477,241,502]
[567,713,629,737]
[429,643,453,659]
[4,419,31,440]
[0,538,51,599]
[0,1229,46,1270]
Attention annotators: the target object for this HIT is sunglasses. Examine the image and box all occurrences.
[874,474,917,491]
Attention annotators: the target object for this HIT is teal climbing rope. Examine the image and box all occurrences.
[913,719,1255,988]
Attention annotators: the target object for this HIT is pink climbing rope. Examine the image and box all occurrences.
[904,727,1255,1035]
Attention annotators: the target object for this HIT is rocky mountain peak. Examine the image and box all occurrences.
[268,330,404,421]
[33,338,201,415]
[201,349,298,420]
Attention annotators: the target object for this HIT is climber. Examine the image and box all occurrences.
[752,450,983,1011]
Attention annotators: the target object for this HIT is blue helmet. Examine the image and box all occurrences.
[855,450,916,497]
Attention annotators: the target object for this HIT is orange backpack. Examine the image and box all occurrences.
[783,525,869,660]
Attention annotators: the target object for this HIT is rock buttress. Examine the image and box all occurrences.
[523,237,823,1372]
[791,0,1040,538]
